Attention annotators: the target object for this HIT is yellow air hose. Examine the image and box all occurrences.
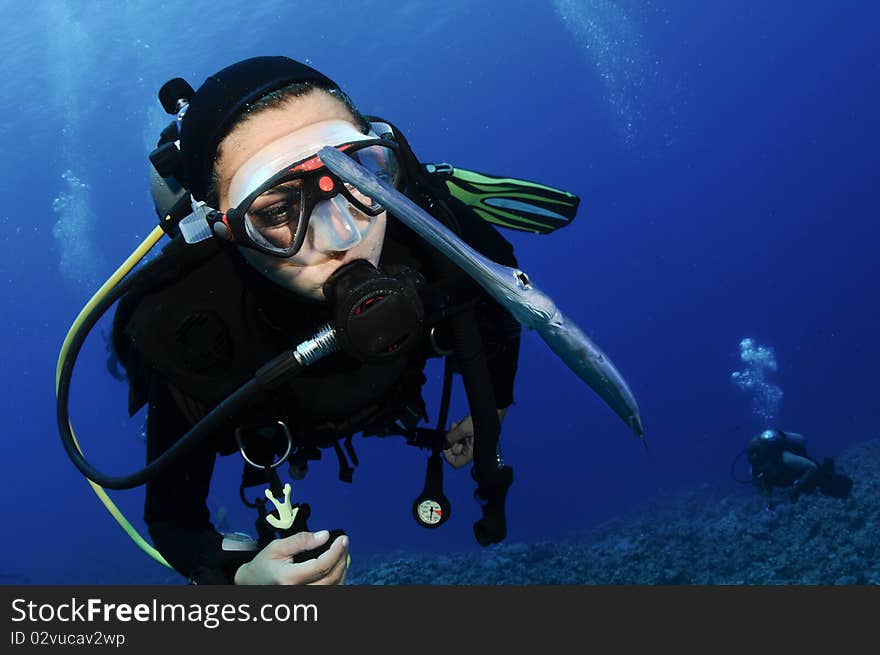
[55,225,173,569]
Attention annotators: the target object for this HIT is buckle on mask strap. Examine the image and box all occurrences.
[179,198,217,244]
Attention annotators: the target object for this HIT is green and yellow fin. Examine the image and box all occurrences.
[424,163,580,234]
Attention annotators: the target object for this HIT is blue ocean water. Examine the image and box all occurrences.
[0,0,877,584]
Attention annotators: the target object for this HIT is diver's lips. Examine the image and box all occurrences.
[273,248,364,269]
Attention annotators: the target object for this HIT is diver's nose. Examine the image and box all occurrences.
[309,194,366,253]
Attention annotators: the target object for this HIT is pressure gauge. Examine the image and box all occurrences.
[413,496,449,528]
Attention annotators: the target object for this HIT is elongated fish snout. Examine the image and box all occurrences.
[318,146,645,440]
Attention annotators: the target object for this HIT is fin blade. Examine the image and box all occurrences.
[427,163,581,234]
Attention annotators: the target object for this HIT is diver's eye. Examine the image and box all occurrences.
[344,182,374,207]
[248,187,301,228]
[250,202,294,228]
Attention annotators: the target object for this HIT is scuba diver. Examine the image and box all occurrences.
[56,56,643,585]
[747,429,852,505]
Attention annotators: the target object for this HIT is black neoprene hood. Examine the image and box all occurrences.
[179,56,340,201]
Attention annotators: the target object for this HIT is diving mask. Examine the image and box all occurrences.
[179,120,401,263]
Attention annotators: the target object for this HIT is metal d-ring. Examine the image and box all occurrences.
[429,326,455,356]
[235,420,294,470]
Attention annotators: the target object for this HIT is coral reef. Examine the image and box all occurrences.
[347,439,880,585]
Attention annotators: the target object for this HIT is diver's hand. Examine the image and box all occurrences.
[443,408,508,469]
[233,530,349,585]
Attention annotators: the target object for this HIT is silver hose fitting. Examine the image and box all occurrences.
[294,323,340,366]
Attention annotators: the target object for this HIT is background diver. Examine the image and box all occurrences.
[746,428,853,506]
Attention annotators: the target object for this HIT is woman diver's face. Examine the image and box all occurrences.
[215,90,387,300]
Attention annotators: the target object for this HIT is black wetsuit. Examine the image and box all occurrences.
[116,209,521,584]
